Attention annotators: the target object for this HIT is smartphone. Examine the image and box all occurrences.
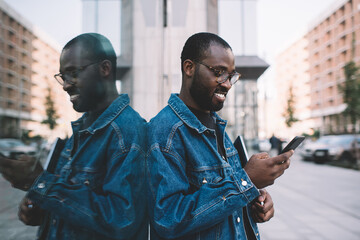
[280,136,305,154]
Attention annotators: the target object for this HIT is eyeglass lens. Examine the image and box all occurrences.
[217,73,240,85]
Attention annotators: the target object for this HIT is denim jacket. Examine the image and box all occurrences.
[27,94,148,240]
[147,94,261,240]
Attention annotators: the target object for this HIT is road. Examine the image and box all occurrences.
[0,153,359,239]
[258,153,360,240]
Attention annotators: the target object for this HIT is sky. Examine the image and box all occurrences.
[3,0,334,64]
[257,0,331,63]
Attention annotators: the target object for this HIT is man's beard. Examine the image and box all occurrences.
[72,80,107,113]
[189,70,225,112]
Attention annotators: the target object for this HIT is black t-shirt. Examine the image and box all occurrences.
[188,107,226,160]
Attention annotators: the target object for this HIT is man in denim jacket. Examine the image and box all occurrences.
[147,32,293,239]
[11,33,147,239]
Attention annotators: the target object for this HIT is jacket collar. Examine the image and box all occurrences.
[168,93,227,133]
[72,94,130,134]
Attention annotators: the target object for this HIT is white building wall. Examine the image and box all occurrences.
[123,0,214,120]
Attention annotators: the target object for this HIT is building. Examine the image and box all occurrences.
[82,0,268,141]
[270,0,360,137]
[272,36,314,137]
[307,0,360,134]
[0,0,77,140]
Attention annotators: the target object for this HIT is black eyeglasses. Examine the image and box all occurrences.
[196,61,241,85]
[54,61,102,86]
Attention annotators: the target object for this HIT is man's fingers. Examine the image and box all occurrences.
[253,210,274,223]
[271,150,294,165]
[258,189,267,201]
[1,172,15,182]
[0,157,17,168]
[20,199,33,212]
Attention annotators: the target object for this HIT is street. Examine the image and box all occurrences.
[258,153,360,240]
[0,153,359,239]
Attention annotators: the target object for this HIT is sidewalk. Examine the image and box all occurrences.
[258,154,360,240]
[0,180,37,240]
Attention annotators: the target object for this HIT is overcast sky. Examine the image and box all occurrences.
[4,0,333,64]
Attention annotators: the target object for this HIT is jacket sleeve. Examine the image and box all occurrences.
[27,133,147,239]
[146,143,260,238]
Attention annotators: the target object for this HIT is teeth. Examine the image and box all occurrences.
[215,93,226,99]
[70,94,79,101]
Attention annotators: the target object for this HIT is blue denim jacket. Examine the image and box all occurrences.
[27,94,148,240]
[147,94,261,240]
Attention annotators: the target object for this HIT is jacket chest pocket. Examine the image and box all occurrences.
[67,168,104,192]
[187,165,230,189]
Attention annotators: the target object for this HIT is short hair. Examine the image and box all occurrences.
[180,32,232,73]
[63,33,117,78]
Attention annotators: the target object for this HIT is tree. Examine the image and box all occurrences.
[283,84,298,128]
[339,61,360,133]
[42,87,58,130]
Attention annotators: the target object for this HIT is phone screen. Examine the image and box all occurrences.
[280,136,305,154]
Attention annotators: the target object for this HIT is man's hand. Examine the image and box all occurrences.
[244,150,293,189]
[18,197,45,226]
[0,155,43,190]
[251,189,274,223]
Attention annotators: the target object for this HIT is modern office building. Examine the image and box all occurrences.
[271,0,360,137]
[82,0,268,141]
[0,0,77,139]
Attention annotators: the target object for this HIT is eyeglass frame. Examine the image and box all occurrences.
[54,60,103,86]
[194,61,241,85]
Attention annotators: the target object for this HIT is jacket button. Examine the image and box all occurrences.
[202,178,208,184]
[37,183,45,189]
[241,180,247,186]
[84,180,90,186]
[237,217,241,223]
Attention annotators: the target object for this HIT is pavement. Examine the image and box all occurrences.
[0,153,359,239]
[0,180,37,240]
[258,153,360,240]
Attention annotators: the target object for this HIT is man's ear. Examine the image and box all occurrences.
[99,60,111,77]
[183,59,195,77]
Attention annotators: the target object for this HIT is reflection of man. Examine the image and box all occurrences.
[0,33,147,239]
[147,32,293,239]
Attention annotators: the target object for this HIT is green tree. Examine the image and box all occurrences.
[42,87,58,130]
[339,61,360,133]
[283,84,298,128]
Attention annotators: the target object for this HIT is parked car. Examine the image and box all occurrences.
[0,138,37,159]
[300,135,360,164]
[300,136,333,162]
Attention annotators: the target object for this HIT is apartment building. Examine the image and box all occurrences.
[271,0,360,137]
[272,36,315,137]
[308,0,360,134]
[0,0,77,139]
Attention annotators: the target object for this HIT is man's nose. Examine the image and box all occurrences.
[62,79,73,91]
[220,77,232,90]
